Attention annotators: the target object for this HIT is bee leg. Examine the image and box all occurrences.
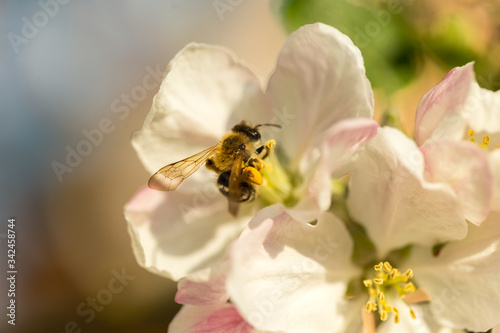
[241,166,263,185]
[255,140,276,160]
[206,157,223,173]
[247,157,265,171]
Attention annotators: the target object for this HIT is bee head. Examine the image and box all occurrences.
[231,122,261,142]
[231,121,282,142]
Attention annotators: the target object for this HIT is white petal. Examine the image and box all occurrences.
[415,63,474,146]
[408,212,500,331]
[227,205,362,333]
[463,82,500,134]
[124,186,251,281]
[168,304,256,333]
[377,300,463,333]
[266,23,374,168]
[347,127,468,257]
[491,150,500,211]
[421,139,493,224]
[293,118,378,212]
[132,43,271,176]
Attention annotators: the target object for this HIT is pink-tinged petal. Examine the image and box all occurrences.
[132,43,271,177]
[493,323,500,333]
[293,118,378,212]
[408,212,500,331]
[347,127,468,257]
[227,205,362,333]
[176,261,229,306]
[415,63,474,146]
[491,151,500,211]
[421,140,493,225]
[169,304,256,333]
[124,186,252,281]
[266,23,374,168]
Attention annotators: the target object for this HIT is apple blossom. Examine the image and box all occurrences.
[415,62,498,218]
[227,136,500,332]
[124,22,378,281]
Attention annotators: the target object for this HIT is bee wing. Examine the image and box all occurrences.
[148,144,219,191]
[227,151,244,216]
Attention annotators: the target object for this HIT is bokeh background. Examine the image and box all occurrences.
[1,0,499,332]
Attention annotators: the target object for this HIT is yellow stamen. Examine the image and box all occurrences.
[468,129,475,137]
[480,135,490,149]
[383,261,393,272]
[404,282,416,293]
[378,292,385,303]
[363,261,418,324]
[390,268,400,279]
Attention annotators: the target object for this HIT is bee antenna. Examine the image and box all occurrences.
[256,123,282,129]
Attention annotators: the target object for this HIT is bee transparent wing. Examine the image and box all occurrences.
[148,144,219,191]
[227,151,244,216]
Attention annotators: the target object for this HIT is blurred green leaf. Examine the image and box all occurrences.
[278,0,422,93]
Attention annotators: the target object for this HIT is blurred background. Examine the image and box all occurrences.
[0,0,499,332]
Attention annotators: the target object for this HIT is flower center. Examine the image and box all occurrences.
[468,129,500,151]
[259,149,296,206]
[363,261,417,324]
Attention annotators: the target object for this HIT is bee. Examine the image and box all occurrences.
[148,121,281,215]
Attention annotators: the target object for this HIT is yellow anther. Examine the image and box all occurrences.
[496,144,500,151]
[383,261,393,272]
[468,129,475,137]
[410,309,416,320]
[404,282,416,293]
[363,261,418,325]
[471,138,476,143]
[377,292,385,303]
[480,136,489,149]
[363,279,373,287]
[366,302,374,312]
